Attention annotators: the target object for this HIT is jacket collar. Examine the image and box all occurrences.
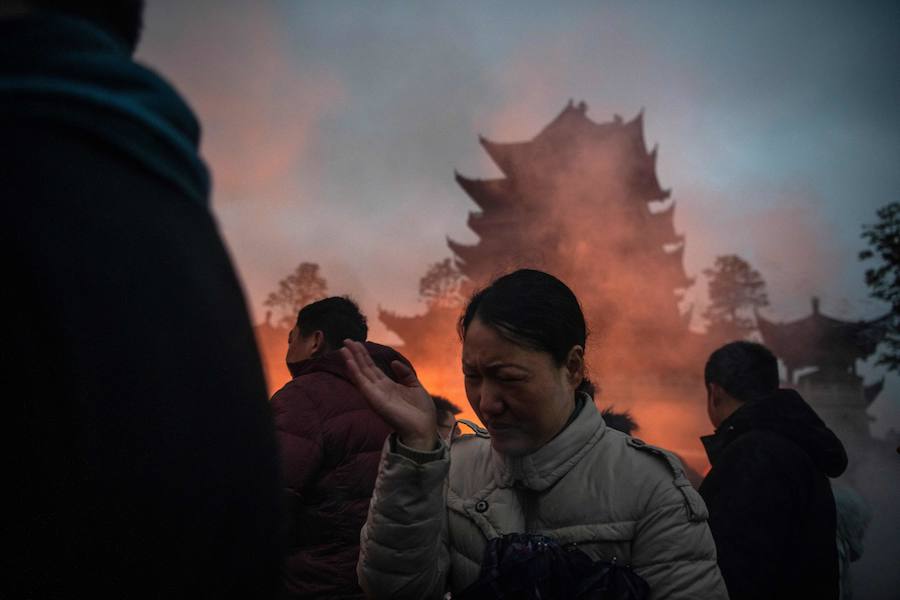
[491,393,607,491]
[701,399,751,466]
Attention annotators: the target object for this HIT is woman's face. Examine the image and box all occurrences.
[462,318,584,456]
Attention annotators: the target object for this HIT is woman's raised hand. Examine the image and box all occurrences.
[340,339,439,451]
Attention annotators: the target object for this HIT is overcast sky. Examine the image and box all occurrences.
[138,0,899,434]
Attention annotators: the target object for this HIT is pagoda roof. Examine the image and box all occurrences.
[454,173,512,212]
[447,237,482,270]
[478,101,669,201]
[378,309,426,342]
[645,202,683,245]
[660,243,693,289]
[633,145,671,202]
[756,298,890,372]
[379,304,465,347]
[478,136,531,178]
[467,210,527,237]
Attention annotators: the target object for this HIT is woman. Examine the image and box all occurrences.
[341,270,727,599]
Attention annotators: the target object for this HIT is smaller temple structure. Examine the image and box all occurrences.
[756,297,890,447]
[756,297,889,385]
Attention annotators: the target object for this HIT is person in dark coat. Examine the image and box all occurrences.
[7,2,283,598]
[272,296,411,599]
[699,341,848,600]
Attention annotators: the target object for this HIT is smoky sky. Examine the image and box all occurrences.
[137,0,899,433]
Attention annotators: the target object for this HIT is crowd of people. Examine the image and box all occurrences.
[14,2,866,599]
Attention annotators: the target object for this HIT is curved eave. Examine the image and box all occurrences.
[647,202,682,244]
[755,312,803,369]
[625,110,648,155]
[661,244,692,289]
[478,136,530,177]
[378,309,427,341]
[466,212,491,236]
[757,309,891,365]
[447,238,481,267]
[454,172,510,212]
[632,144,669,202]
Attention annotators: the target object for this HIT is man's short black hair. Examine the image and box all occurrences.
[31,0,145,52]
[704,341,779,402]
[432,395,461,421]
[296,296,367,352]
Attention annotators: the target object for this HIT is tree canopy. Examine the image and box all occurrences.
[263,262,328,328]
[419,258,466,309]
[860,202,900,372]
[702,254,769,341]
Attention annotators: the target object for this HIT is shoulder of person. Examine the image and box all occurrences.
[721,428,810,471]
[448,423,493,490]
[621,436,709,522]
[449,422,491,459]
[270,371,347,410]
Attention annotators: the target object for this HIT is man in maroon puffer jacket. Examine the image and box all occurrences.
[272,296,411,599]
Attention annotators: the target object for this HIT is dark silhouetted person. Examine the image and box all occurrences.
[700,341,847,600]
[272,297,412,599]
[433,395,462,442]
[7,2,283,597]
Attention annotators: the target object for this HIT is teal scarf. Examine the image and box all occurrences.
[0,13,210,205]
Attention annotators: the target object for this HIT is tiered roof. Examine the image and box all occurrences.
[756,297,890,379]
[381,100,697,379]
[449,100,689,291]
[470,102,670,201]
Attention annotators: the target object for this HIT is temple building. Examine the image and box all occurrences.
[757,297,889,447]
[381,101,697,384]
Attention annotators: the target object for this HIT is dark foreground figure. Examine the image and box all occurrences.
[700,341,848,600]
[272,297,411,599]
[7,2,282,596]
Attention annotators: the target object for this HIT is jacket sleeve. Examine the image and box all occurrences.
[271,385,324,493]
[630,453,729,600]
[357,435,450,600]
[702,434,808,600]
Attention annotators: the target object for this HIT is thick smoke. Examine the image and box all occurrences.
[377,105,718,474]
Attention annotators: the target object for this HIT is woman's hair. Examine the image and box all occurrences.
[459,269,588,372]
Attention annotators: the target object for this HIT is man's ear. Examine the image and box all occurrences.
[310,330,326,355]
[708,383,725,407]
[565,345,585,387]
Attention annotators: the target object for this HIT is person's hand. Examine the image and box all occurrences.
[340,339,438,451]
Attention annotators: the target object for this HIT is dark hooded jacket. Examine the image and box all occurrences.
[8,12,282,600]
[272,342,411,599]
[699,388,847,600]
